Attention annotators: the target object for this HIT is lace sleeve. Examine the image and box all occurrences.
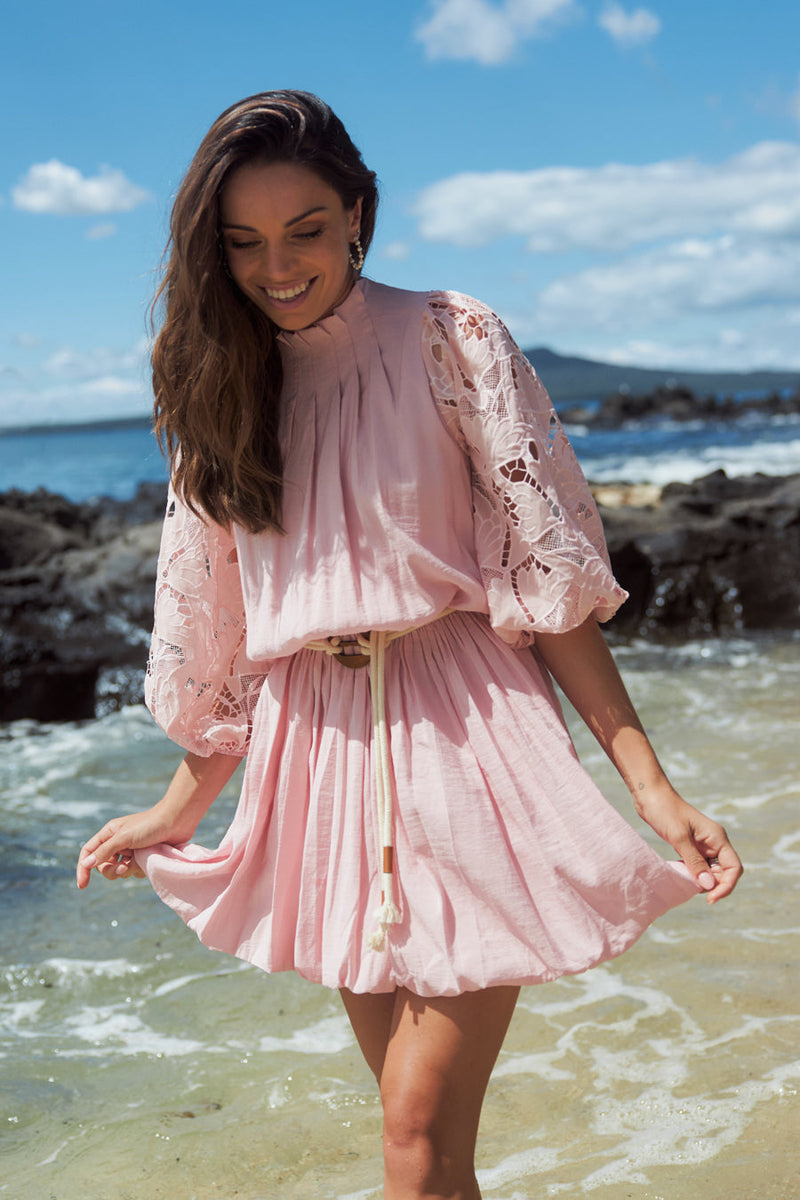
[422,292,627,647]
[144,487,268,756]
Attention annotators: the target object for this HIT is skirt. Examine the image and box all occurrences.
[137,610,700,996]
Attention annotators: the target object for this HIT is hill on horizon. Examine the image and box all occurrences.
[524,346,800,405]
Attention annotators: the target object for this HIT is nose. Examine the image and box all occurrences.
[261,240,297,280]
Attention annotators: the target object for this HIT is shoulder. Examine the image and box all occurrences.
[358,277,430,316]
[360,279,498,330]
[360,279,529,368]
[422,290,529,381]
[424,290,519,354]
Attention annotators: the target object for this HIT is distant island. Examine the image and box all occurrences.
[525,346,800,405]
[0,413,154,438]
[3,348,800,436]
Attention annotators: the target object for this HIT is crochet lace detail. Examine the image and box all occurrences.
[144,493,266,756]
[422,292,626,646]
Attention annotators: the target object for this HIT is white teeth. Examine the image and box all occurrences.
[263,281,310,301]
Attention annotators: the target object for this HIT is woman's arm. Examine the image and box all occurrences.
[534,616,743,903]
[76,750,242,889]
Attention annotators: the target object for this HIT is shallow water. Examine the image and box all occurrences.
[1,636,799,1199]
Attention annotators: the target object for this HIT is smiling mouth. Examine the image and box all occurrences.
[261,280,313,302]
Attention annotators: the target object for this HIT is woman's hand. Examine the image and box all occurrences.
[76,749,244,890]
[534,618,743,903]
[634,782,743,903]
[76,804,193,888]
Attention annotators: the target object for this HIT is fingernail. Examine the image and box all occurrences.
[698,871,715,890]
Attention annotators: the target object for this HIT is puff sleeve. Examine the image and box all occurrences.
[422,292,627,648]
[144,487,268,756]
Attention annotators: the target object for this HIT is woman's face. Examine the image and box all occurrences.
[219,161,362,331]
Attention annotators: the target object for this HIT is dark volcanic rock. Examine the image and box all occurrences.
[1,472,799,722]
[601,470,800,637]
[559,383,800,428]
[1,484,166,722]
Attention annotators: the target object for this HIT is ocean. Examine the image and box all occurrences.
[1,406,799,501]
[1,413,799,1199]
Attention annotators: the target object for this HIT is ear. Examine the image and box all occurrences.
[348,196,363,239]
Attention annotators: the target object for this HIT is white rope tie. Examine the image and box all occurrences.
[305,611,451,952]
[365,629,401,950]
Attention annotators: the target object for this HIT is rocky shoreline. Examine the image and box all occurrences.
[558,382,800,427]
[1,471,799,722]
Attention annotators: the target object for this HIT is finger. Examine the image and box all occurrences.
[95,854,130,881]
[77,829,132,887]
[672,834,717,891]
[113,853,146,879]
[76,829,113,887]
[704,844,743,904]
[76,855,94,889]
[96,849,147,881]
[691,834,742,902]
[80,828,132,871]
[96,860,123,882]
[79,824,119,859]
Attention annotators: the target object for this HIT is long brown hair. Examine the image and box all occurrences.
[151,91,379,533]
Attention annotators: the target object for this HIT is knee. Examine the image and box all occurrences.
[381,1083,449,1182]
[382,1083,435,1150]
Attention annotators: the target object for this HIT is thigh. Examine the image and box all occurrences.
[380,985,520,1143]
[341,988,397,1082]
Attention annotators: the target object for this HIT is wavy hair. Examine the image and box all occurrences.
[151,91,379,533]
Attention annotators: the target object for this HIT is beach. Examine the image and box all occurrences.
[2,634,798,1199]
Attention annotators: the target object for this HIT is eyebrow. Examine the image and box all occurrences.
[221,205,329,232]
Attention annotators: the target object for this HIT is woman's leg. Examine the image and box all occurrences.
[341,987,396,1081]
[342,985,519,1200]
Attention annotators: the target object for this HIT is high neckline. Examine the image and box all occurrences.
[276,276,367,344]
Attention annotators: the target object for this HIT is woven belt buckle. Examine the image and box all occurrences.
[332,633,370,669]
[334,651,371,669]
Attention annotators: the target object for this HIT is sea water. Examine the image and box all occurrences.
[1,410,798,502]
[1,637,798,1199]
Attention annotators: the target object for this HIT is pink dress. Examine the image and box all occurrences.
[137,280,699,997]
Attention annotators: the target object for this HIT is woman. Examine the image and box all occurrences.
[77,91,742,1200]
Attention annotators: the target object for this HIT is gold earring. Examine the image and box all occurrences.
[348,234,364,272]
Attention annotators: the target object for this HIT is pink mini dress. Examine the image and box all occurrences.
[137,280,699,997]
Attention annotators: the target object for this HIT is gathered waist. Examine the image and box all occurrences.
[303,609,453,953]
[304,608,454,668]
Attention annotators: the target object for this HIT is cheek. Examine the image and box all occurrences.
[227,257,252,289]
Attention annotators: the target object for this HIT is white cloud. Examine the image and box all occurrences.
[382,241,411,260]
[85,222,117,240]
[593,323,800,371]
[12,332,40,349]
[0,338,153,428]
[598,3,660,47]
[12,160,152,216]
[534,235,800,328]
[0,374,151,428]
[415,0,576,65]
[413,141,800,251]
[44,340,149,379]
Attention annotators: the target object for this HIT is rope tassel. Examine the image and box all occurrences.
[367,630,401,951]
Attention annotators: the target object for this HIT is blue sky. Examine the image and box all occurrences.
[2,0,799,427]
